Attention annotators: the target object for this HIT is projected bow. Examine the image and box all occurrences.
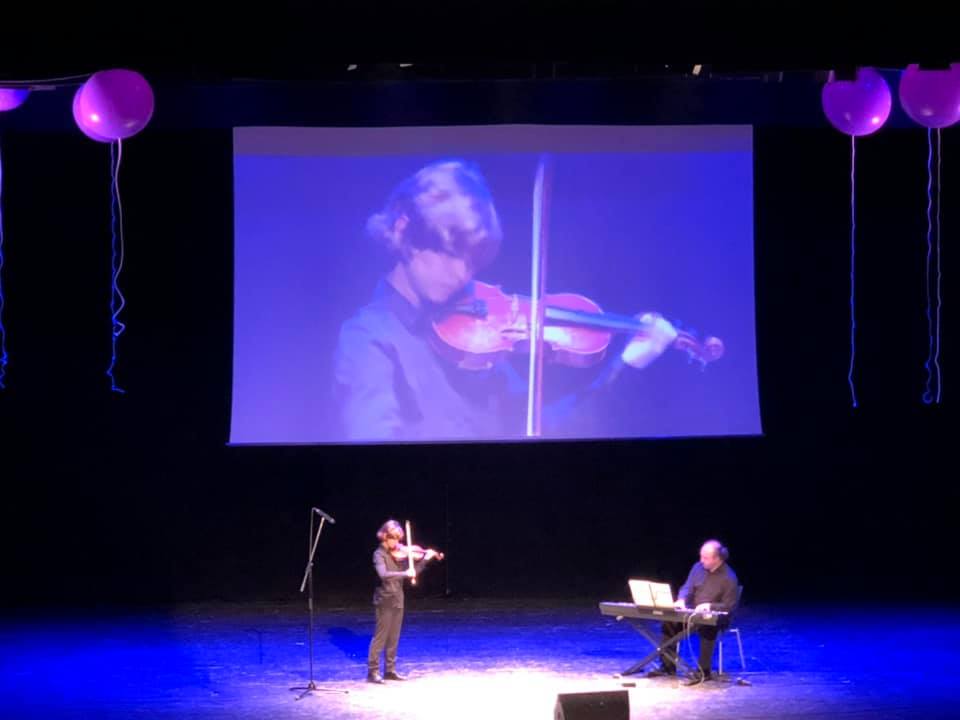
[525,154,553,437]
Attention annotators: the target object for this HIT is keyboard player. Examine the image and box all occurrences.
[646,539,738,684]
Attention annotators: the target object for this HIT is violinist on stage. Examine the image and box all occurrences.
[367,519,442,684]
[333,159,687,441]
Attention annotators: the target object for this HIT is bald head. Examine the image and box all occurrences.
[699,540,727,572]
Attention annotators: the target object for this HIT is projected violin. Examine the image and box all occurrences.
[432,280,725,371]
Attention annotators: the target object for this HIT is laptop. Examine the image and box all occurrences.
[628,579,676,609]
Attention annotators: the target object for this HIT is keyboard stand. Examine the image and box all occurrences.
[598,602,726,677]
[617,619,694,676]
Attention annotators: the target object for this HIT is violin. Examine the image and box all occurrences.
[390,544,444,562]
[398,521,442,586]
[432,281,724,371]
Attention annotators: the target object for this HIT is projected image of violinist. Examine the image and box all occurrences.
[231,125,761,444]
[333,159,723,441]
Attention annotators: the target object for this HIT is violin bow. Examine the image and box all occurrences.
[526,154,553,437]
[405,519,416,586]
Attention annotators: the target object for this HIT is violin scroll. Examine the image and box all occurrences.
[673,331,725,369]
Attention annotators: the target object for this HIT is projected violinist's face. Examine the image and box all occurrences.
[384,534,401,551]
[387,195,488,307]
[407,248,473,305]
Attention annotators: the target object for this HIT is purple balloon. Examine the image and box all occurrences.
[0,87,30,112]
[74,69,154,141]
[821,67,892,137]
[72,87,113,142]
[899,64,960,129]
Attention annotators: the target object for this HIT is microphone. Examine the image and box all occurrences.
[312,507,336,524]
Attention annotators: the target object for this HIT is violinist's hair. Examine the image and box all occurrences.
[702,539,729,562]
[377,519,404,542]
[366,160,502,271]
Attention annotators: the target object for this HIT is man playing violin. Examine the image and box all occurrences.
[367,519,441,683]
[333,159,680,441]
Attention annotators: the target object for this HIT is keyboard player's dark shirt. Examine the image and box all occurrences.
[677,562,738,612]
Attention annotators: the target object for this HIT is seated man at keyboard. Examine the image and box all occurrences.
[647,539,738,684]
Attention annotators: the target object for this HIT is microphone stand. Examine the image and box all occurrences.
[290,509,348,699]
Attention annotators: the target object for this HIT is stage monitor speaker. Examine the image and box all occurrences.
[554,690,629,720]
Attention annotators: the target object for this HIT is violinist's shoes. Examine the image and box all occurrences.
[366,672,385,684]
[383,672,408,681]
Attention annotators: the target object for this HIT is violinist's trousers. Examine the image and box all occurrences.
[368,605,404,674]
